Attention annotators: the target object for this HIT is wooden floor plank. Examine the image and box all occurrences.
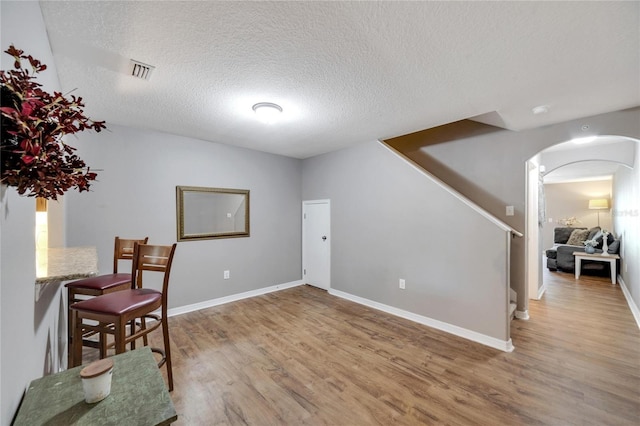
[101,269,640,425]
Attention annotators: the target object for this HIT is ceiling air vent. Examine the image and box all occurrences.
[129,60,155,81]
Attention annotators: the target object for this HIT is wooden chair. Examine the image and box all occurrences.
[66,236,149,367]
[70,243,177,391]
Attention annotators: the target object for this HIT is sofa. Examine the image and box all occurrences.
[545,226,620,275]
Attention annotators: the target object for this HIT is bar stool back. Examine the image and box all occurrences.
[70,243,177,391]
[65,236,149,367]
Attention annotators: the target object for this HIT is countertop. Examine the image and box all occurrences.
[36,246,98,285]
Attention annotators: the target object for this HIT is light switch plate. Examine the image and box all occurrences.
[506,205,515,216]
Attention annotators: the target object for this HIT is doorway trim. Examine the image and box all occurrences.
[524,135,638,313]
[526,158,543,305]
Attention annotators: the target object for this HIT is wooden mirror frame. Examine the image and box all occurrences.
[176,186,250,241]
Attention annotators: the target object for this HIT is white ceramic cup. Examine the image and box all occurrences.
[80,358,114,403]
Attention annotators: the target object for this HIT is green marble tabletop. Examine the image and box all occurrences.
[14,347,177,425]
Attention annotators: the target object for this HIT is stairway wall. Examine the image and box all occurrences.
[385,107,640,312]
[302,141,511,344]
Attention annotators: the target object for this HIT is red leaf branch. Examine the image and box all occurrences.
[1,45,106,199]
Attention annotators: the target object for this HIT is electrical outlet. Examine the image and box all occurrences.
[224,270,230,279]
[506,205,515,216]
[399,279,406,289]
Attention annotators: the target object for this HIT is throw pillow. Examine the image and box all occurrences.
[566,229,590,246]
[592,230,603,247]
[596,232,615,249]
[554,227,585,244]
[587,227,601,240]
[608,239,621,254]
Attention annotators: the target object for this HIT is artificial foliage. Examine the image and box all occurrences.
[1,45,106,199]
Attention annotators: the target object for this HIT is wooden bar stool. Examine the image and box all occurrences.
[65,236,148,367]
[70,243,177,391]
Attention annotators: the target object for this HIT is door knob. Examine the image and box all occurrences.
[322,236,327,241]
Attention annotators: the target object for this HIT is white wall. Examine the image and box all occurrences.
[542,179,613,249]
[540,139,635,175]
[303,141,511,344]
[65,124,302,309]
[613,143,640,314]
[1,2,67,423]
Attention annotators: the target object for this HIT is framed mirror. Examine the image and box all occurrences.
[176,186,250,241]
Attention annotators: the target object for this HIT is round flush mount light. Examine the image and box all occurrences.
[571,136,597,145]
[252,102,283,123]
[532,105,549,115]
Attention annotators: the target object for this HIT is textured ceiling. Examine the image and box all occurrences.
[38,1,640,159]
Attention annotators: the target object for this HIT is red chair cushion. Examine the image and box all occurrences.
[71,289,161,315]
[65,273,132,291]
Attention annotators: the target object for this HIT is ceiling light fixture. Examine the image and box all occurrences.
[252,102,283,124]
[571,136,597,145]
[532,105,549,115]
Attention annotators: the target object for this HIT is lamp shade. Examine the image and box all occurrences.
[588,199,609,210]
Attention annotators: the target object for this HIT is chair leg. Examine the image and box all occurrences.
[67,290,74,369]
[72,313,84,367]
[115,318,127,355]
[162,316,173,392]
[141,316,149,347]
[130,319,137,350]
[98,323,106,358]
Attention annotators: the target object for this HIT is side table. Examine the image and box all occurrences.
[573,251,620,284]
[13,347,177,425]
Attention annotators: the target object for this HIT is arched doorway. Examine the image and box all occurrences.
[525,135,638,308]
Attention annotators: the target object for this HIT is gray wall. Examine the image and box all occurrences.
[65,123,302,308]
[613,144,640,312]
[390,108,640,312]
[302,141,510,342]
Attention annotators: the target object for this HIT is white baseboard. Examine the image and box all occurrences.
[515,310,530,320]
[537,284,546,299]
[328,288,514,353]
[165,282,516,352]
[618,276,640,330]
[167,280,304,317]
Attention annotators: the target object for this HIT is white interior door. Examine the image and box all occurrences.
[302,200,330,290]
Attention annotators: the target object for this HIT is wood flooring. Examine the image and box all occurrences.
[139,271,639,425]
